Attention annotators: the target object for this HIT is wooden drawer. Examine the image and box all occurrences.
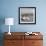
[32,40,43,46]
[25,35,43,40]
[4,35,24,40]
[4,40,24,46]
[24,40,43,46]
[4,32,25,40]
[4,40,16,46]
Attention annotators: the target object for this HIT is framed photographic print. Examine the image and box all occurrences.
[19,7,36,24]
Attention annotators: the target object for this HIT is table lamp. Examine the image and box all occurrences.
[5,18,14,35]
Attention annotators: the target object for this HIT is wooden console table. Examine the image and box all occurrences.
[4,32,43,46]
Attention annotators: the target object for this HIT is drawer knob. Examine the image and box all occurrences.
[32,42,35,44]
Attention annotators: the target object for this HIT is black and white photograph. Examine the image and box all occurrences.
[19,7,36,24]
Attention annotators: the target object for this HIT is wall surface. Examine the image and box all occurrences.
[0,0,46,32]
[0,0,46,46]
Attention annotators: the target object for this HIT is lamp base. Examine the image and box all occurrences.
[8,32,11,35]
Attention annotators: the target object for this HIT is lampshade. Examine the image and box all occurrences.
[5,18,14,25]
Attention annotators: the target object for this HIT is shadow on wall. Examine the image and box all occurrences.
[0,16,5,46]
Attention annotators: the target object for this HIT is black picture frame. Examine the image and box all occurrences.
[19,7,36,24]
